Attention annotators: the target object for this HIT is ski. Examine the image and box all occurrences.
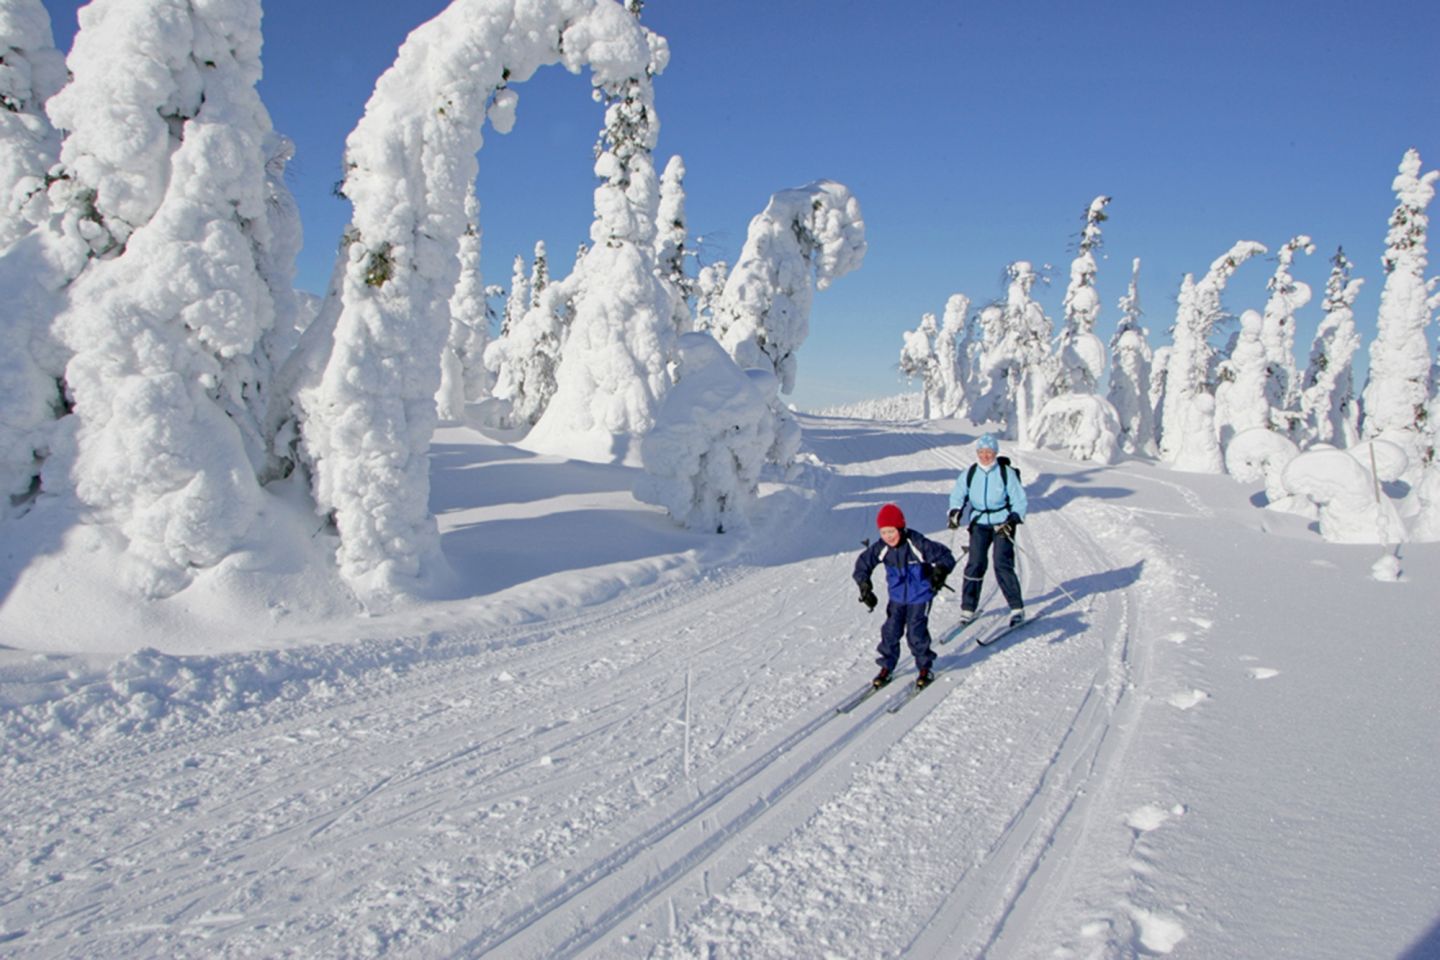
[834,681,888,714]
[936,616,981,647]
[976,616,1038,647]
[886,673,939,713]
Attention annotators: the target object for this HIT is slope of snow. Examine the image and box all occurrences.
[1,416,1437,958]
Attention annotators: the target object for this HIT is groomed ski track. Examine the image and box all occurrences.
[0,418,1179,959]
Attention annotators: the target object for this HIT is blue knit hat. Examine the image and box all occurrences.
[976,433,1000,452]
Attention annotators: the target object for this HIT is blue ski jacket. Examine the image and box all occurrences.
[853,528,956,606]
[949,461,1028,527]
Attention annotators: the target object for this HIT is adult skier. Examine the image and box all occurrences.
[948,434,1028,626]
[853,503,956,690]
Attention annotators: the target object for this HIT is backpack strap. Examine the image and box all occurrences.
[966,461,1012,516]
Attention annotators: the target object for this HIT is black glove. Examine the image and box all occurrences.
[946,508,963,530]
[1006,512,1022,527]
[928,566,950,592]
[858,581,878,612]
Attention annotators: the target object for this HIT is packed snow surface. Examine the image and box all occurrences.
[2,416,1438,958]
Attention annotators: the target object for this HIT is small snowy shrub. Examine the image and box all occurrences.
[1224,428,1310,517]
[1281,449,1406,544]
[636,333,773,533]
[1030,393,1120,464]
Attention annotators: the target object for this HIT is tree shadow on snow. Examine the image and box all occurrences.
[0,497,78,612]
[1400,916,1440,960]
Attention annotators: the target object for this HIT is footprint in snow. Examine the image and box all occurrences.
[1168,689,1208,710]
[1248,667,1280,680]
[1131,908,1187,954]
[1124,803,1186,833]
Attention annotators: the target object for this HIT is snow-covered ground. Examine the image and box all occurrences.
[2,415,1437,959]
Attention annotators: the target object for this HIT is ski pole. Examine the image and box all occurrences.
[1008,534,1083,610]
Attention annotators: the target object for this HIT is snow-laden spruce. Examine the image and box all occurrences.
[1259,235,1316,440]
[1213,309,1269,451]
[635,332,774,533]
[487,278,574,428]
[710,180,866,396]
[986,260,1053,447]
[655,153,693,333]
[1158,241,1267,472]
[297,0,665,602]
[0,0,65,249]
[0,0,67,505]
[436,187,489,421]
[1107,258,1156,457]
[1054,195,1110,396]
[1299,249,1364,449]
[1361,148,1438,476]
[40,0,300,596]
[936,293,969,418]
[898,312,941,419]
[521,9,675,465]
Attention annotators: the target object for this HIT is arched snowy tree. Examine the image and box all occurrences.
[1213,309,1270,451]
[1259,234,1316,440]
[295,0,665,603]
[0,0,67,505]
[1361,148,1438,475]
[42,0,301,596]
[1299,248,1364,448]
[709,180,866,395]
[1054,195,1110,396]
[1107,258,1156,457]
[1157,241,1267,470]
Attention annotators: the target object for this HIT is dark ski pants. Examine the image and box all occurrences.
[878,601,936,674]
[961,523,1023,612]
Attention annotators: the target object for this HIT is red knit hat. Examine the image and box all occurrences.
[876,503,906,530]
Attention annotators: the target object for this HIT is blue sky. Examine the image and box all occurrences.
[40,0,1440,409]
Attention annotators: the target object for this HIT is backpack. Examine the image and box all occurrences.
[965,456,1020,514]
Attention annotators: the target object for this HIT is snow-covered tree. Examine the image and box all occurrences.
[528,240,549,310]
[709,180,866,394]
[437,187,489,420]
[0,0,65,249]
[1299,248,1364,448]
[986,261,1054,446]
[0,0,67,506]
[1259,235,1316,439]
[1282,446,1407,544]
[486,280,574,427]
[296,0,666,603]
[965,302,1008,424]
[898,312,941,419]
[41,0,300,595]
[1107,258,1156,457]
[522,5,676,464]
[1214,309,1269,450]
[692,259,727,335]
[655,153,692,332]
[635,332,774,533]
[1054,195,1110,396]
[1157,241,1267,470]
[1361,148,1438,474]
[502,254,530,338]
[936,293,969,417]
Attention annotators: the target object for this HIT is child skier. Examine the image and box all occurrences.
[853,503,956,689]
[947,433,1028,626]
